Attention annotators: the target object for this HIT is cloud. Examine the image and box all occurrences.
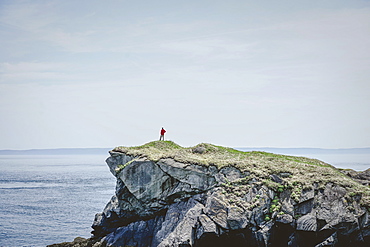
[0,1,56,31]
[0,1,101,53]
[1,1,370,148]
[0,61,74,84]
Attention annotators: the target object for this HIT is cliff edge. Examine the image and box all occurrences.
[50,141,370,247]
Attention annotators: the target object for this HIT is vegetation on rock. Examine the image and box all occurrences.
[113,141,370,208]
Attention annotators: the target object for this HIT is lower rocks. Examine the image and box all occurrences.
[47,237,95,247]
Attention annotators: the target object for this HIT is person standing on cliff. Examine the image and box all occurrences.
[159,127,166,141]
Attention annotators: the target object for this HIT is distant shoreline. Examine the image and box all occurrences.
[236,147,370,155]
[0,147,369,155]
[0,148,112,155]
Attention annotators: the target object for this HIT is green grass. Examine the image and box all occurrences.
[112,141,370,208]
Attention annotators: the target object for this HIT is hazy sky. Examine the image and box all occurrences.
[1,0,370,149]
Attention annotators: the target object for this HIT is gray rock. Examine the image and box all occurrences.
[276,213,294,225]
[219,166,243,182]
[46,237,93,247]
[157,158,216,191]
[256,221,274,247]
[89,152,370,247]
[296,214,317,231]
[204,194,228,229]
[192,146,206,154]
[299,188,315,203]
[105,152,134,176]
[280,190,295,215]
[227,206,248,230]
[270,174,283,184]
[156,198,204,247]
[341,168,370,186]
[295,199,314,215]
[119,160,170,203]
[197,214,218,236]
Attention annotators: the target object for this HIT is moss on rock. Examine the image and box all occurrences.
[112,141,370,208]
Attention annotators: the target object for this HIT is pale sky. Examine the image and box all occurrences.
[1,0,370,149]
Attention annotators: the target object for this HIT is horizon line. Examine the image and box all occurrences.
[1,146,370,152]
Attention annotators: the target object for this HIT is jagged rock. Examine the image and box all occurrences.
[280,190,295,215]
[270,174,284,184]
[47,237,94,247]
[227,205,249,230]
[340,168,370,186]
[119,160,170,203]
[219,166,244,182]
[299,188,315,203]
[204,193,228,229]
[157,198,204,247]
[296,214,317,231]
[276,213,294,225]
[197,214,217,236]
[51,142,370,247]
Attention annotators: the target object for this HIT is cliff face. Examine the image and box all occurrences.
[88,141,370,247]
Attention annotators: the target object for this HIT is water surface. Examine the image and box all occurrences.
[0,155,115,247]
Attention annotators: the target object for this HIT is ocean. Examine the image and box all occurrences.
[0,152,369,247]
[0,155,115,247]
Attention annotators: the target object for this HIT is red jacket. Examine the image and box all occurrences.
[160,128,166,135]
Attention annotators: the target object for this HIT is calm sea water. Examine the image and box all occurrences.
[0,153,369,247]
[0,155,115,247]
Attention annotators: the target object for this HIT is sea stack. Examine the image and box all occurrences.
[52,141,370,247]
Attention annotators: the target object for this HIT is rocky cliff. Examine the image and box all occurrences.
[50,141,370,247]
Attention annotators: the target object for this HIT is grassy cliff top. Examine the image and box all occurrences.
[113,141,370,207]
